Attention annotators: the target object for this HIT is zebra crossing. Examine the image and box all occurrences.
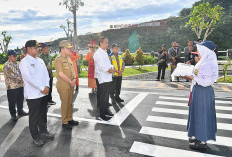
[130,95,232,157]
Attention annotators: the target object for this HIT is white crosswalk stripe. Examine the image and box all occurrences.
[159,96,232,104]
[152,107,232,119]
[146,115,232,131]
[130,95,232,157]
[156,101,232,111]
[130,141,223,157]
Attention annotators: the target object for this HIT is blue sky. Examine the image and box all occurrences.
[0,0,199,50]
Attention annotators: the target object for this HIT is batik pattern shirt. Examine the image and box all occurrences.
[3,60,24,90]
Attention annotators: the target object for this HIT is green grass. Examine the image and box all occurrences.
[217,75,232,83]
[52,66,164,78]
[123,66,158,77]
[53,70,88,78]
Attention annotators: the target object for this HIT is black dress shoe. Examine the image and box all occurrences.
[68,120,79,126]
[62,123,73,129]
[33,139,45,147]
[105,111,114,117]
[155,78,160,81]
[18,110,29,117]
[41,132,55,140]
[48,100,56,105]
[116,97,124,103]
[98,116,111,121]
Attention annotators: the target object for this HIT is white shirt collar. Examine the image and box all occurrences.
[27,54,38,60]
[99,47,107,52]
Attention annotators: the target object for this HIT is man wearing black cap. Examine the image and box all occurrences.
[40,43,56,105]
[19,40,54,147]
[109,43,125,104]
[3,50,28,121]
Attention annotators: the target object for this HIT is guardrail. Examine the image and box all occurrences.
[144,51,228,60]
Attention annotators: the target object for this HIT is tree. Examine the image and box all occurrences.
[186,2,224,40]
[0,31,12,53]
[222,57,231,81]
[134,47,144,69]
[59,0,84,52]
[60,19,74,41]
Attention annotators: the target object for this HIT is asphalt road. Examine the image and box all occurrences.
[0,80,231,157]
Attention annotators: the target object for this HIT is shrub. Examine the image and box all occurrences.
[123,49,134,66]
[0,53,7,64]
[134,47,144,68]
[143,55,157,65]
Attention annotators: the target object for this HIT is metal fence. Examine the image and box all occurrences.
[145,50,229,60]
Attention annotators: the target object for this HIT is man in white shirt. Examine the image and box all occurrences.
[94,36,115,121]
[19,40,54,147]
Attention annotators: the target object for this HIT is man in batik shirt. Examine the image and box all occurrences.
[3,50,28,121]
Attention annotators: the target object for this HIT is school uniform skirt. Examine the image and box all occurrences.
[187,84,217,142]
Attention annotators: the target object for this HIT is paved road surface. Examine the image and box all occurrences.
[0,78,231,157]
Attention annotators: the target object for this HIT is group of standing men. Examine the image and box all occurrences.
[2,37,125,146]
[156,39,203,81]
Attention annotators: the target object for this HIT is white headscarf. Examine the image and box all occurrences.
[190,44,218,90]
[195,44,218,81]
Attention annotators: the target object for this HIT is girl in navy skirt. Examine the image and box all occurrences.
[184,40,218,149]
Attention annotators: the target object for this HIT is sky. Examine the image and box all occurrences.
[0,0,199,50]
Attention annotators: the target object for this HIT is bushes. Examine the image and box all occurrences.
[143,55,157,64]
[122,48,156,66]
[0,53,7,64]
[123,49,134,66]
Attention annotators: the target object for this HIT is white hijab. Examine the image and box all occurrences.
[190,44,218,91]
[195,44,218,81]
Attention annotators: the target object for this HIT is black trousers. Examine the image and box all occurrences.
[157,64,166,79]
[110,76,122,99]
[7,87,24,116]
[27,96,48,140]
[97,80,111,118]
[48,76,53,102]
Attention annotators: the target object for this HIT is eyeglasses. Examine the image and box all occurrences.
[195,54,199,57]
